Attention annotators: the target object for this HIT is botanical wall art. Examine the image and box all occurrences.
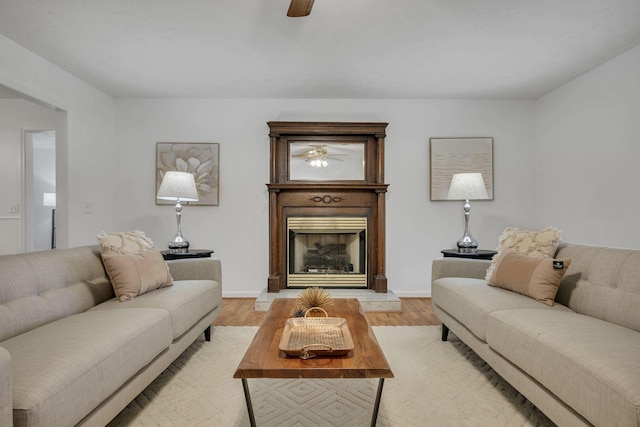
[429,137,493,201]
[156,142,220,205]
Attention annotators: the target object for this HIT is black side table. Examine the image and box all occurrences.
[441,249,497,260]
[161,249,214,260]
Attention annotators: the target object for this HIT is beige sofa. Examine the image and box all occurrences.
[0,245,222,427]
[432,243,640,427]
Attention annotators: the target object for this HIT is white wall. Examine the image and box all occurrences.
[15,26,637,296]
[0,32,537,296]
[535,44,640,249]
[116,98,536,297]
[7,25,637,296]
[0,34,118,248]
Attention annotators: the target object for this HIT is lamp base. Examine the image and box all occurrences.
[456,198,478,254]
[456,234,478,254]
[168,238,189,254]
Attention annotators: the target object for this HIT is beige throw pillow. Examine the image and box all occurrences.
[487,249,571,306]
[97,231,173,302]
[485,226,562,281]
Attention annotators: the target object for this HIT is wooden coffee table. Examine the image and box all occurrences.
[234,298,394,427]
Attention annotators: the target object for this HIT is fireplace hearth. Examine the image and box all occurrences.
[267,121,389,293]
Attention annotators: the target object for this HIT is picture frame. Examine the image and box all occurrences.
[429,137,493,201]
[156,142,220,206]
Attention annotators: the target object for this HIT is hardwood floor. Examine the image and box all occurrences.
[212,298,266,327]
[213,297,441,327]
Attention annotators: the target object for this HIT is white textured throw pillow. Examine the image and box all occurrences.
[485,226,562,281]
[97,229,156,254]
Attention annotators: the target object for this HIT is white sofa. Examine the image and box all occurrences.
[0,246,222,426]
[432,243,640,427]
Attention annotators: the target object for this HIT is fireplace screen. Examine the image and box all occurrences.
[287,217,367,288]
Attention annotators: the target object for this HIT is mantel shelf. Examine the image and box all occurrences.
[267,183,389,191]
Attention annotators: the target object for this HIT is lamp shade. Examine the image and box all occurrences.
[447,173,489,200]
[157,171,199,202]
[43,192,56,207]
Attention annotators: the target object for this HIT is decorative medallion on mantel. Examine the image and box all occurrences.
[310,195,344,204]
[266,121,389,293]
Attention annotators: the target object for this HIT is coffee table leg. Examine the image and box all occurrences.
[370,378,385,427]
[241,379,257,427]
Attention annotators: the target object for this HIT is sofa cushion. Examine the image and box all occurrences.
[555,244,640,333]
[432,277,572,341]
[0,347,11,427]
[0,246,114,342]
[486,226,562,281]
[487,309,640,427]
[1,308,172,427]
[486,249,571,306]
[90,279,220,340]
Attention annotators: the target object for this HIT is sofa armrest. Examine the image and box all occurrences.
[0,346,12,427]
[166,258,222,285]
[431,258,491,282]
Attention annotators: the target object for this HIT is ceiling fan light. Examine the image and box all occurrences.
[321,159,328,167]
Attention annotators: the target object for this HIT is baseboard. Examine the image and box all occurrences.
[221,291,262,298]
[391,290,432,298]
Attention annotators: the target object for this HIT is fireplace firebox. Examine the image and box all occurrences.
[288,217,367,288]
[267,121,389,293]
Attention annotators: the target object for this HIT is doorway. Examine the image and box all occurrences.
[24,130,56,251]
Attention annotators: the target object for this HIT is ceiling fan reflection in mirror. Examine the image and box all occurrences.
[287,0,315,17]
[292,144,347,168]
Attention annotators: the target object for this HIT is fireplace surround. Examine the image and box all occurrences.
[267,121,389,293]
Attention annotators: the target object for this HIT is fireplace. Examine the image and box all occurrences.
[288,217,367,288]
[267,121,389,293]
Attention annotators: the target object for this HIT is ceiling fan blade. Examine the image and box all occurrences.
[287,0,315,17]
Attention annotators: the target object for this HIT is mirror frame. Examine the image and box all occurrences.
[267,121,388,185]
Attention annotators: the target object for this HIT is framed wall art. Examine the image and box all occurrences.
[156,142,220,205]
[429,137,493,201]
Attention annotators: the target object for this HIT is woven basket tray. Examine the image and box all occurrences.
[279,307,354,359]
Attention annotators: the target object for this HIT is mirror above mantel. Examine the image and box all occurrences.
[289,141,365,181]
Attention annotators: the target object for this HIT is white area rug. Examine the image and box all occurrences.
[108,326,555,426]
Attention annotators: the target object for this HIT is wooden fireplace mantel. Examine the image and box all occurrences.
[267,121,389,293]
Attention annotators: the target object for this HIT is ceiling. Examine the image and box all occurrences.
[1,0,640,100]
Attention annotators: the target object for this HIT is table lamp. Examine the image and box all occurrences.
[43,192,56,249]
[447,172,488,253]
[156,171,199,253]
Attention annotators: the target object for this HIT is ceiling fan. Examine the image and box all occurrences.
[287,0,315,17]
[292,144,346,167]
